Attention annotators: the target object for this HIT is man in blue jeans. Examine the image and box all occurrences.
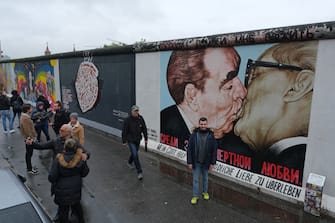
[187,117,217,205]
[122,105,148,180]
[0,90,15,134]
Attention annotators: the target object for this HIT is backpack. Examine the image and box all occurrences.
[12,99,21,111]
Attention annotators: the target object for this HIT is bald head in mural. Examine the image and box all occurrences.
[234,41,318,183]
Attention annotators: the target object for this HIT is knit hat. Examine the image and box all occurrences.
[70,112,79,119]
[131,105,139,111]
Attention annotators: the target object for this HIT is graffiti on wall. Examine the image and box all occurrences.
[75,53,100,113]
[134,21,334,52]
[10,60,59,106]
[160,41,318,187]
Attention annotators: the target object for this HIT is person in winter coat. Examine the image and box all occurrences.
[31,101,51,141]
[0,90,15,134]
[10,90,24,127]
[48,138,89,223]
[20,103,39,175]
[69,112,85,146]
[51,101,70,136]
[122,105,148,180]
[36,93,50,111]
[187,117,217,205]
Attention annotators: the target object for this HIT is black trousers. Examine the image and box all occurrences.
[25,144,34,171]
[58,202,85,223]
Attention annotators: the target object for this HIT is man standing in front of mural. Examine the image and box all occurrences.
[234,41,317,186]
[187,117,217,205]
[51,100,70,136]
[0,88,16,134]
[20,103,39,175]
[161,47,247,150]
[122,105,148,180]
[31,101,51,142]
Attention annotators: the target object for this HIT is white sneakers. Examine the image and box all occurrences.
[3,129,16,134]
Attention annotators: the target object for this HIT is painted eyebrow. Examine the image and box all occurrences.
[219,70,237,89]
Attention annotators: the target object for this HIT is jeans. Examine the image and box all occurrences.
[128,143,142,174]
[0,109,14,131]
[25,144,34,171]
[12,111,22,126]
[192,163,209,197]
[34,120,50,141]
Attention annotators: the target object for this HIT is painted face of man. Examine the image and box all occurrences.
[234,54,293,151]
[195,48,247,137]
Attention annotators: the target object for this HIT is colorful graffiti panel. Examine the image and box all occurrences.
[13,59,59,106]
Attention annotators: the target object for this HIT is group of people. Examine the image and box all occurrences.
[16,96,88,223]
[0,90,24,134]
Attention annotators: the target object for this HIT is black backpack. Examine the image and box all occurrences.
[12,99,21,111]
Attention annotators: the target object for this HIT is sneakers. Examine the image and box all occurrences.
[27,169,39,175]
[137,173,143,180]
[202,192,210,200]
[9,129,16,134]
[3,130,8,134]
[127,162,135,169]
[191,197,199,205]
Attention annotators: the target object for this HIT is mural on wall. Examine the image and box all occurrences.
[160,41,318,188]
[59,53,135,132]
[0,63,16,92]
[11,60,59,106]
[75,54,100,113]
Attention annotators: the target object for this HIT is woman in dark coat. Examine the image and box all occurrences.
[48,138,89,223]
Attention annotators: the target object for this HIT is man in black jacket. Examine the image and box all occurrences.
[51,101,70,135]
[122,105,148,180]
[187,117,217,205]
[27,124,89,161]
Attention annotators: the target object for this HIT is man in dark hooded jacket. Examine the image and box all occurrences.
[31,101,51,141]
[51,101,70,135]
[48,138,89,223]
[187,117,217,205]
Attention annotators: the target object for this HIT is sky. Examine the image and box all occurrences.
[0,0,334,59]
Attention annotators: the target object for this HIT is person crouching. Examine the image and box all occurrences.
[48,138,89,223]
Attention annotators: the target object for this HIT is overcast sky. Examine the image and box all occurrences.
[1,0,334,59]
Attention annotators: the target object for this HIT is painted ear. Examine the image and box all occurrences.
[184,83,199,112]
[283,70,314,102]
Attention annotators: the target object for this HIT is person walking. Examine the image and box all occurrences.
[187,117,217,205]
[48,138,89,223]
[122,105,148,180]
[0,90,15,134]
[10,90,24,128]
[69,112,85,146]
[20,103,39,175]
